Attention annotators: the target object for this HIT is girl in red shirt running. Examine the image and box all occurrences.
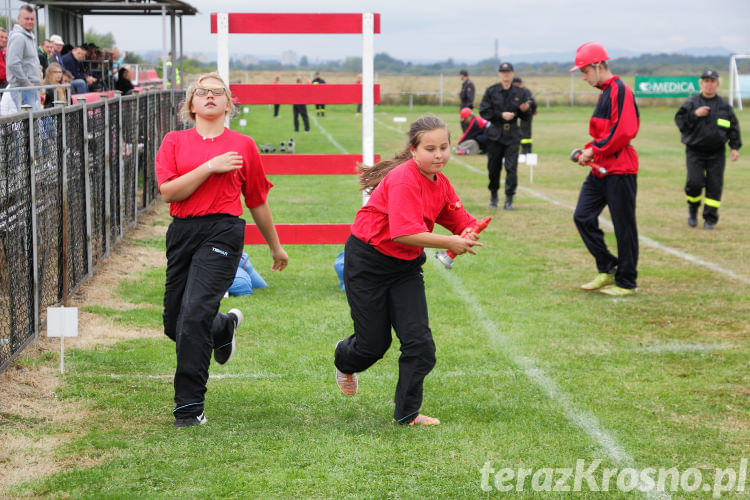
[155,72,288,427]
[334,116,483,426]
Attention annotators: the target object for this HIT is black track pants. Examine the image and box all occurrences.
[486,140,520,196]
[685,148,725,224]
[335,236,436,423]
[163,214,245,419]
[293,104,309,132]
[573,173,639,289]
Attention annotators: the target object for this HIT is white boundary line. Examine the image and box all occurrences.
[310,114,349,154]
[431,257,669,499]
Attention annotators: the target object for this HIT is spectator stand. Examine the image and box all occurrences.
[211,12,381,245]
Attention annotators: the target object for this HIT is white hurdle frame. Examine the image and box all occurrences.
[215,12,376,184]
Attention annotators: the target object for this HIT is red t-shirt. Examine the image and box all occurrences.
[155,128,272,217]
[351,159,477,260]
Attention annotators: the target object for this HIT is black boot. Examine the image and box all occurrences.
[488,191,498,208]
[504,195,514,210]
[687,204,698,227]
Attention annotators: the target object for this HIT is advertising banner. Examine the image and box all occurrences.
[634,76,700,98]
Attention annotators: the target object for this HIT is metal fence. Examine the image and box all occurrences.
[0,89,185,373]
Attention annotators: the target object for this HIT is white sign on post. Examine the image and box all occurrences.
[47,307,78,374]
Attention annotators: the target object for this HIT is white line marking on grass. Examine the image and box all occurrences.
[310,115,349,154]
[447,156,750,284]
[432,257,670,499]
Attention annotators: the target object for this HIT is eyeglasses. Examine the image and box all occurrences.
[193,87,226,97]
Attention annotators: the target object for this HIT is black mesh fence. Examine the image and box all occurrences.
[87,102,107,268]
[121,97,138,227]
[0,90,182,373]
[108,100,121,244]
[65,105,88,297]
[33,108,64,324]
[0,116,35,366]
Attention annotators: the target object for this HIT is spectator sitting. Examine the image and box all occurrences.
[84,43,105,91]
[43,62,65,108]
[61,43,72,56]
[115,66,133,95]
[38,38,50,75]
[454,107,490,155]
[6,5,42,110]
[49,34,64,64]
[61,46,96,94]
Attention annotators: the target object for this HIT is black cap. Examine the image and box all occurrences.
[701,69,719,80]
[459,69,468,77]
[499,62,514,72]
[512,76,522,84]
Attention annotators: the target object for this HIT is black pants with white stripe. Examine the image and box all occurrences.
[335,235,436,423]
[163,214,245,419]
[574,173,639,290]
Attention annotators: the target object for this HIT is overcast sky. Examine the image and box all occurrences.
[12,0,750,62]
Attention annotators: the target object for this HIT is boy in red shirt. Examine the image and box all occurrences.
[570,42,640,297]
[334,116,484,426]
[155,73,288,427]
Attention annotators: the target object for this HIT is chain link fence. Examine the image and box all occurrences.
[0,90,183,373]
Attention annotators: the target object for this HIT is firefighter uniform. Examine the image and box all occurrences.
[459,71,476,110]
[513,79,537,154]
[674,74,741,228]
[312,74,326,117]
[479,63,531,208]
[166,59,180,88]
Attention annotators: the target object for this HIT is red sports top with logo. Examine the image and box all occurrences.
[155,128,272,217]
[586,75,640,177]
[351,159,477,260]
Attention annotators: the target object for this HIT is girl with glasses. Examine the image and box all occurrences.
[155,72,288,427]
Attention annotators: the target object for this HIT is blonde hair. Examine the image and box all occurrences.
[44,62,63,85]
[44,62,67,102]
[358,115,450,192]
[180,72,237,123]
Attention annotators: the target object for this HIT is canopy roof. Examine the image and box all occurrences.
[25,0,198,16]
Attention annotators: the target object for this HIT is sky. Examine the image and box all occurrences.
[9,0,750,63]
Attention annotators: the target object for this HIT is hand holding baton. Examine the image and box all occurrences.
[435,216,492,270]
[570,148,607,175]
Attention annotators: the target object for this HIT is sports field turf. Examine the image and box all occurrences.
[2,103,748,498]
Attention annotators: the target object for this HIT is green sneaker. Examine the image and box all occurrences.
[580,273,615,291]
[599,285,636,297]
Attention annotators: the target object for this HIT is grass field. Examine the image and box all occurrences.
[1,103,748,498]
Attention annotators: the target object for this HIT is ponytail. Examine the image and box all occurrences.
[357,115,449,192]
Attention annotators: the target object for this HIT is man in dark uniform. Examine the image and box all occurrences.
[674,69,741,229]
[513,76,537,154]
[479,62,531,210]
[459,69,475,115]
[312,71,326,117]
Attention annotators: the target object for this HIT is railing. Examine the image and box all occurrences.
[0,89,186,373]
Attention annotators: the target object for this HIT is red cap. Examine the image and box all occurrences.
[460,107,472,120]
